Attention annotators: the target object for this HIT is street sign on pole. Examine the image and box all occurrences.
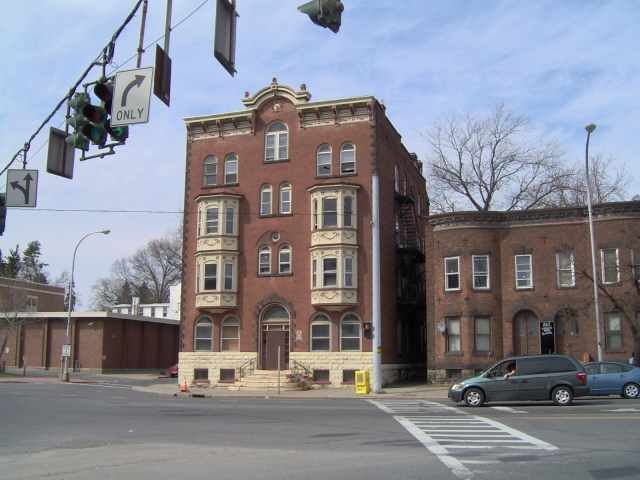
[61,344,71,358]
[154,45,171,107]
[5,169,38,207]
[111,67,153,127]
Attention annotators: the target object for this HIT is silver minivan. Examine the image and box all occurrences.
[448,355,590,407]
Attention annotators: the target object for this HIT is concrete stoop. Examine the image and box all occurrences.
[229,369,301,391]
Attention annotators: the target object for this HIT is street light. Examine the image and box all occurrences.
[61,229,110,382]
[584,123,603,362]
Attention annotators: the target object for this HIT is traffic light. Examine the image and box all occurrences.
[94,79,129,143]
[0,193,6,236]
[298,0,343,33]
[66,92,107,150]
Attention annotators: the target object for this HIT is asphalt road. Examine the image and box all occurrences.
[0,383,639,480]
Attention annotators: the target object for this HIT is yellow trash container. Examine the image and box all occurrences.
[355,370,370,395]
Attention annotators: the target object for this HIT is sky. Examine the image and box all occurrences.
[1,0,639,308]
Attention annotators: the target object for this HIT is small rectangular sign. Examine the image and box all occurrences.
[61,344,71,358]
[5,169,38,207]
[47,127,75,179]
[154,45,171,107]
[112,67,154,127]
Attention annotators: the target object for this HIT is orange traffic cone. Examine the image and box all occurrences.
[179,382,188,393]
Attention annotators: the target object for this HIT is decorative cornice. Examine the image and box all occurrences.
[428,201,640,228]
[242,78,311,108]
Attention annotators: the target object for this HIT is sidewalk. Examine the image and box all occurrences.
[133,381,451,400]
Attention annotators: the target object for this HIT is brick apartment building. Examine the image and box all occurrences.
[179,80,427,386]
[426,201,640,381]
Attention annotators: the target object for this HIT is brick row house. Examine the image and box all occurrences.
[179,80,427,387]
[426,202,640,382]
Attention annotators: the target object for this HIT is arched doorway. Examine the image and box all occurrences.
[260,305,290,370]
[513,310,539,356]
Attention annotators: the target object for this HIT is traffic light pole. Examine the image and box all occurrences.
[136,0,149,68]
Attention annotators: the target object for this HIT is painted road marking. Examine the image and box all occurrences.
[491,406,528,413]
[370,400,557,480]
[604,408,640,412]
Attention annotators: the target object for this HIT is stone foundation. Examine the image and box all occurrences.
[178,351,257,385]
[290,352,373,386]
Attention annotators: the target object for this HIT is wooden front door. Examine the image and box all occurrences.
[262,326,289,370]
[513,311,540,356]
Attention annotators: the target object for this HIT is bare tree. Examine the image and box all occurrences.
[0,285,36,372]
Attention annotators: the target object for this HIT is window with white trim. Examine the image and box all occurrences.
[203,156,217,186]
[515,254,533,289]
[394,165,400,192]
[444,256,460,291]
[204,263,217,290]
[605,312,623,351]
[474,316,490,352]
[224,262,234,290]
[224,153,238,184]
[323,257,337,286]
[310,315,331,351]
[340,143,356,174]
[194,317,213,351]
[264,122,288,162]
[260,185,272,216]
[601,248,619,284]
[221,317,240,351]
[316,144,332,176]
[279,245,291,274]
[322,197,337,227]
[556,251,575,287]
[312,259,317,288]
[446,317,461,353]
[472,255,489,290]
[340,314,361,351]
[206,207,219,234]
[344,256,354,287]
[343,196,353,228]
[258,246,271,275]
[312,199,319,230]
[279,183,292,214]
[632,250,640,283]
[225,207,235,234]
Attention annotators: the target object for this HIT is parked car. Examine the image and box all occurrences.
[583,361,640,399]
[448,354,590,407]
[160,363,178,378]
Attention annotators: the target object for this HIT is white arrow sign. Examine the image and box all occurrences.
[6,169,38,207]
[111,67,153,127]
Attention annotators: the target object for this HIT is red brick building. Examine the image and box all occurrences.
[426,201,640,381]
[179,80,427,386]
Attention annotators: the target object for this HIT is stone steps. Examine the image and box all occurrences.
[230,369,301,391]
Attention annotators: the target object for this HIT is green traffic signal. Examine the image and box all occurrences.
[298,0,343,33]
[66,91,108,148]
[108,123,129,143]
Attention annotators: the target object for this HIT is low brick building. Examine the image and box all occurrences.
[426,201,640,382]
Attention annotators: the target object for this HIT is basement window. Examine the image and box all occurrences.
[342,370,356,384]
[313,369,330,384]
[219,369,236,383]
[194,368,209,381]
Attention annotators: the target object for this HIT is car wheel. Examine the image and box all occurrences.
[464,387,485,407]
[551,386,573,406]
[622,382,640,399]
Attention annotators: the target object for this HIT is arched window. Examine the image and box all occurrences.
[316,144,332,176]
[221,317,240,351]
[224,153,238,184]
[260,185,272,216]
[341,314,361,351]
[258,245,271,275]
[310,314,331,351]
[343,196,353,228]
[265,122,288,162]
[203,156,218,186]
[279,183,292,214]
[278,245,292,274]
[194,317,213,351]
[340,143,356,175]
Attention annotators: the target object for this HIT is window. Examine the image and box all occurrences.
[312,199,319,230]
[278,245,291,274]
[224,153,238,184]
[446,317,461,353]
[260,185,272,216]
[279,183,292,214]
[311,316,331,351]
[515,254,533,289]
[340,143,356,174]
[556,251,575,287]
[221,317,240,351]
[632,250,640,283]
[323,258,337,286]
[444,257,460,291]
[474,317,490,352]
[344,256,354,287]
[225,207,235,234]
[264,122,288,162]
[394,165,400,192]
[312,259,317,288]
[220,369,236,382]
[206,207,219,234]
[601,248,619,284]
[25,296,38,312]
[341,314,361,351]
[223,262,233,290]
[194,317,213,351]
[606,312,623,351]
[472,255,489,290]
[343,196,353,228]
[194,368,209,381]
[258,246,271,275]
[316,144,332,176]
[342,370,356,384]
[203,155,217,186]
[204,264,217,290]
[313,369,330,383]
[322,197,337,227]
